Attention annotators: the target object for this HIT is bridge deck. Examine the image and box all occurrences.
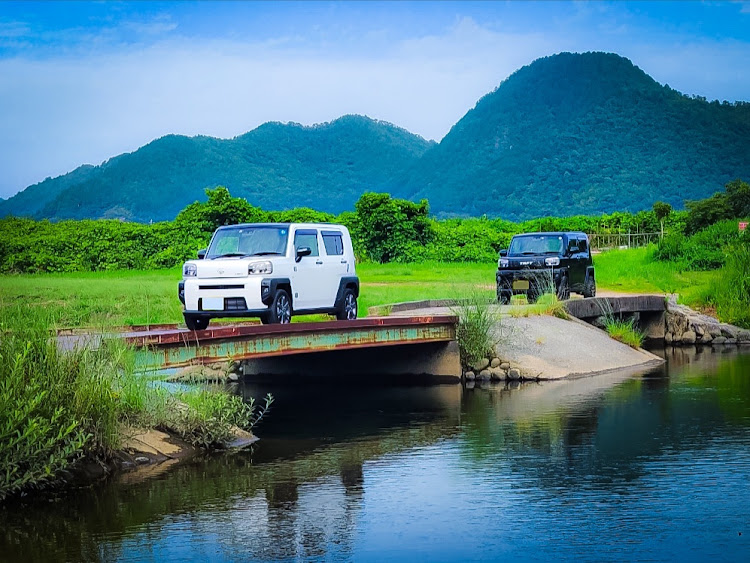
[126,315,458,371]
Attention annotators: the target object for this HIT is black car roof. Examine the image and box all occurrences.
[513,231,587,237]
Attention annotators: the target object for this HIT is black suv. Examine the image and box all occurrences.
[496,232,595,304]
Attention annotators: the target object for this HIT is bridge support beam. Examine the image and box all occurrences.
[240,341,461,381]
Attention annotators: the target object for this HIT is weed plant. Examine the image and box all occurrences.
[595,299,645,348]
[451,293,500,370]
[0,305,272,502]
[712,240,750,328]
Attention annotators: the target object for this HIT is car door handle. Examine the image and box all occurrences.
[316,260,323,265]
[340,260,348,264]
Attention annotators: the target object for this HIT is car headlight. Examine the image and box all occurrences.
[248,260,273,275]
[498,258,509,268]
[545,257,560,266]
[183,263,197,277]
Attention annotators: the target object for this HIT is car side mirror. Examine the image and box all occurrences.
[296,246,312,263]
[197,249,206,260]
[499,249,508,257]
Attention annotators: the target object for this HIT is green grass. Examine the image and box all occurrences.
[604,317,646,348]
[0,303,272,501]
[0,252,732,329]
[594,246,718,308]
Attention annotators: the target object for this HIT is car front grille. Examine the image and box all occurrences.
[199,284,245,290]
[224,298,247,311]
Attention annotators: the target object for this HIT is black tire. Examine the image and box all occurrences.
[184,314,209,331]
[336,289,358,320]
[583,277,597,298]
[557,276,570,301]
[267,289,292,324]
[498,290,510,305]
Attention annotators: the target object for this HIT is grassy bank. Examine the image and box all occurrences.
[0,249,743,328]
[0,305,271,502]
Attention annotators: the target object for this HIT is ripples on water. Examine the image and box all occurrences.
[1,348,749,562]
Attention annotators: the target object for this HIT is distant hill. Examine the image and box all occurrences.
[401,52,750,219]
[0,115,433,222]
[2,52,748,222]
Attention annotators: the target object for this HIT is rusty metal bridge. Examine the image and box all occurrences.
[122,315,461,378]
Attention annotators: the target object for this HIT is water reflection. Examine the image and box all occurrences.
[1,350,749,562]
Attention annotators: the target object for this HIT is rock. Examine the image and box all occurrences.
[479,369,492,380]
[665,332,673,344]
[490,358,501,368]
[725,338,737,345]
[508,368,521,380]
[500,362,510,370]
[490,367,505,381]
[737,330,750,342]
[134,456,150,465]
[473,358,491,372]
[708,325,723,338]
[681,331,697,344]
[699,333,713,344]
[464,371,475,381]
[693,324,705,336]
[227,373,240,382]
[720,324,740,339]
[712,336,726,345]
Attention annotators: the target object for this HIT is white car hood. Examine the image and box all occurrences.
[188,256,281,279]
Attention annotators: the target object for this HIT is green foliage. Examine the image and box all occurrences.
[654,219,744,270]
[653,201,672,223]
[167,391,274,449]
[0,304,274,501]
[604,317,645,349]
[354,192,433,263]
[684,179,750,235]
[175,186,268,234]
[709,236,750,328]
[452,294,500,370]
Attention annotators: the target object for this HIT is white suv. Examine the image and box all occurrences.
[178,223,359,330]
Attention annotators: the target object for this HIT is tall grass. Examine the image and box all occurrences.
[712,242,750,328]
[594,299,645,349]
[0,304,272,502]
[451,293,500,370]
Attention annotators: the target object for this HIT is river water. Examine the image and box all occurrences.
[2,347,749,562]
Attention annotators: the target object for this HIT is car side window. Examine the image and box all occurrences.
[578,237,588,254]
[321,231,344,256]
[294,229,319,257]
[567,238,579,255]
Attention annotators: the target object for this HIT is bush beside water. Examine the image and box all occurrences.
[0,305,271,502]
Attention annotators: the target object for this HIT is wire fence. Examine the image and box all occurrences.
[588,232,662,250]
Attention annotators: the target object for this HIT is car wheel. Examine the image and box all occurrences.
[336,289,358,320]
[557,276,570,301]
[185,314,209,331]
[583,277,597,298]
[268,289,292,324]
[498,290,510,305]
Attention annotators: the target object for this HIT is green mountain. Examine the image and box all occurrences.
[402,52,750,219]
[0,115,433,222]
[2,52,748,222]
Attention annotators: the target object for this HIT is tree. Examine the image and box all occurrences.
[174,187,268,235]
[354,192,433,263]
[652,201,672,237]
[725,179,750,219]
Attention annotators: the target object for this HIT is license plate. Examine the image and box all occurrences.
[513,280,530,290]
[202,297,224,311]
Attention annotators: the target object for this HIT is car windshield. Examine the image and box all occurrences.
[508,235,564,256]
[207,226,289,259]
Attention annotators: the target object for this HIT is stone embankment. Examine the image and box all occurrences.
[464,356,523,382]
[665,298,750,346]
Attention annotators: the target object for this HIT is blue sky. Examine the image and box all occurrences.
[1,1,749,199]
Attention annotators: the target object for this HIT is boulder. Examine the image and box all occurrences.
[681,331,697,344]
[464,371,476,381]
[490,367,505,381]
[508,368,521,380]
[725,338,737,345]
[473,358,490,372]
[720,324,740,339]
[490,358,501,368]
[665,332,673,344]
[500,362,510,370]
[479,369,492,381]
[712,336,726,345]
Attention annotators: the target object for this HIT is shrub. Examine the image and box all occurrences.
[452,294,500,370]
